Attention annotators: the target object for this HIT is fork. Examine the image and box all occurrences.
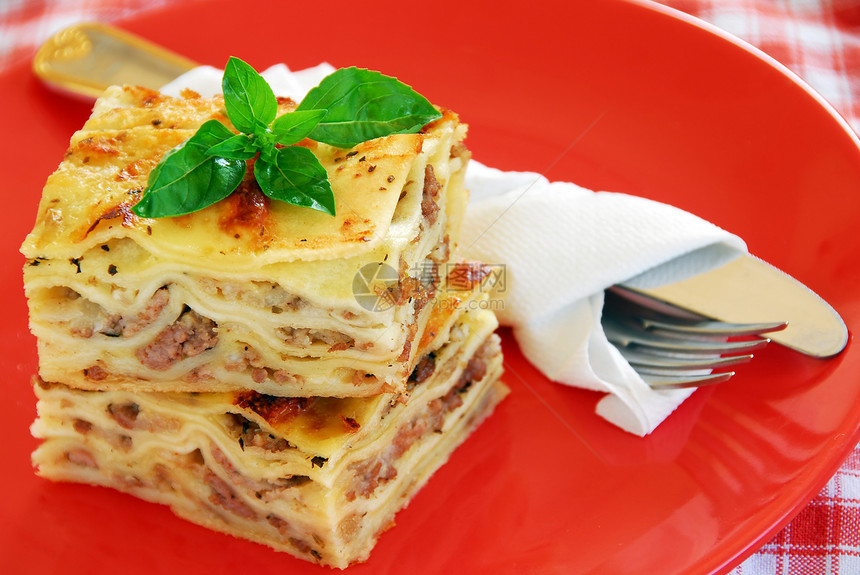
[602,286,788,390]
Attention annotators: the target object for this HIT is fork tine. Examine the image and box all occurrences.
[640,371,734,389]
[615,346,754,370]
[641,317,788,337]
[602,318,771,353]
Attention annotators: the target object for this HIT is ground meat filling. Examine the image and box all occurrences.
[116,287,171,337]
[450,141,471,161]
[278,326,354,349]
[203,468,257,521]
[136,307,218,370]
[83,363,109,381]
[226,413,292,452]
[346,341,492,501]
[421,164,441,227]
[266,515,323,560]
[66,449,98,468]
[407,352,436,391]
[107,402,140,429]
[385,273,428,310]
[68,287,170,338]
[455,348,488,394]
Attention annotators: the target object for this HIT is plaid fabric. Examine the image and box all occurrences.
[730,449,860,574]
[1,1,858,574]
[663,0,860,136]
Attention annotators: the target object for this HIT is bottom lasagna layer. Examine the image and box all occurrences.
[31,324,506,568]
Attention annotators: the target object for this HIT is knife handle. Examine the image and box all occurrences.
[32,22,198,99]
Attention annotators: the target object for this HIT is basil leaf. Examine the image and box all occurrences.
[207,132,259,160]
[194,117,237,143]
[296,67,442,148]
[271,109,326,146]
[255,146,335,216]
[223,57,278,134]
[257,139,279,165]
[132,120,246,218]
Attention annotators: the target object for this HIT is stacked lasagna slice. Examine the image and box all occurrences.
[21,85,506,568]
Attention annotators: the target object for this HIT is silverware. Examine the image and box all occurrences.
[621,254,848,359]
[33,22,196,99]
[603,286,788,389]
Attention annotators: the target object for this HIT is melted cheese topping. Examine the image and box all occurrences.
[22,85,466,270]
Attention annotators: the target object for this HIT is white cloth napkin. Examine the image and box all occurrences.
[162,64,748,436]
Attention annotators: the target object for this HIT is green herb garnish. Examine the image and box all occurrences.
[132,58,442,219]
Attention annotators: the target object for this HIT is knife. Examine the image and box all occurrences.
[620,254,849,358]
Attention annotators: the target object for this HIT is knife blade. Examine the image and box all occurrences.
[620,254,848,358]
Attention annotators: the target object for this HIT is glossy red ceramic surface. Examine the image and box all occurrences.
[1,1,858,573]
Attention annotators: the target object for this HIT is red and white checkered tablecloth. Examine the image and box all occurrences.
[2,1,859,573]
[664,0,860,137]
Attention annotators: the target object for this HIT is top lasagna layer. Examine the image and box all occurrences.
[22,85,469,268]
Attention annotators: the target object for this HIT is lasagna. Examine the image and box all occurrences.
[22,84,506,568]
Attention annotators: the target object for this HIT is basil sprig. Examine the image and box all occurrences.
[132,58,442,219]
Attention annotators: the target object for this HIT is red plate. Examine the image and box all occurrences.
[1,1,858,573]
